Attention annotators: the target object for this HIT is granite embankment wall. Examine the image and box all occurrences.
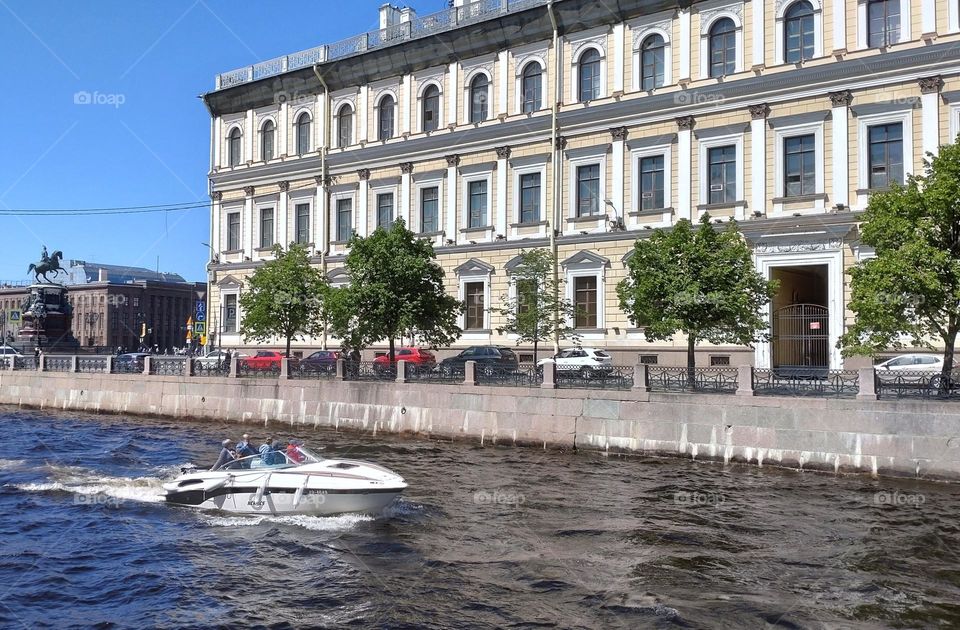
[2,370,960,480]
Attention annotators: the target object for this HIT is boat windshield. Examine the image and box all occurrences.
[211,445,323,471]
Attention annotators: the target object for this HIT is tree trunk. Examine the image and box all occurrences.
[285,334,292,358]
[687,333,697,390]
[940,328,957,396]
[388,337,395,364]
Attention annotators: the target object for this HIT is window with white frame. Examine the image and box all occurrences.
[421,83,442,132]
[639,34,667,90]
[857,0,910,49]
[336,105,353,148]
[260,119,275,161]
[697,131,743,207]
[577,48,603,102]
[376,192,394,230]
[377,94,396,141]
[856,109,912,193]
[468,73,490,123]
[699,6,743,79]
[294,202,311,245]
[781,1,818,63]
[420,186,440,233]
[630,142,672,214]
[467,179,488,227]
[566,148,607,220]
[295,112,312,155]
[772,119,825,204]
[519,172,542,224]
[562,251,608,331]
[335,198,353,242]
[519,61,544,113]
[455,259,493,332]
[574,276,598,328]
[576,164,601,216]
[223,293,238,333]
[259,207,274,249]
[226,210,241,251]
[227,126,242,166]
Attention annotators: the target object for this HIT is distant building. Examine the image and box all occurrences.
[66,260,186,285]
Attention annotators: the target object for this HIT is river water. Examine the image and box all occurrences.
[1,407,959,629]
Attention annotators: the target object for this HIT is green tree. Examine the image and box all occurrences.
[492,249,579,362]
[617,214,777,385]
[327,219,462,361]
[239,243,328,356]
[840,141,960,385]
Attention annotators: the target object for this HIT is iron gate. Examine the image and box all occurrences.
[772,303,829,375]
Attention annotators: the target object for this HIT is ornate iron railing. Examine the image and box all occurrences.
[556,365,635,390]
[112,358,143,374]
[877,370,960,400]
[476,363,542,387]
[192,358,230,378]
[237,360,281,378]
[0,357,9,370]
[753,369,859,398]
[44,356,73,373]
[77,356,108,373]
[647,366,739,394]
[150,357,187,377]
[344,361,397,382]
[406,364,462,385]
[215,0,550,89]
[288,362,337,380]
[14,356,37,370]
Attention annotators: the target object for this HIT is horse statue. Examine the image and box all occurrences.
[28,248,66,284]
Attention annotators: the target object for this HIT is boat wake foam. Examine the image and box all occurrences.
[200,512,375,531]
[5,462,189,505]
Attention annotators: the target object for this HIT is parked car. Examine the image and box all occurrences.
[537,347,613,377]
[439,346,519,376]
[194,350,248,367]
[240,350,298,371]
[300,350,340,373]
[114,352,150,373]
[876,354,948,387]
[372,348,436,375]
[0,346,22,356]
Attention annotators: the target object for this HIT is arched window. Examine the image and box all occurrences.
[295,113,311,155]
[784,2,815,62]
[867,0,900,48]
[228,127,242,166]
[422,84,440,132]
[640,35,666,90]
[708,18,737,78]
[521,62,542,113]
[578,48,602,102]
[336,105,353,148]
[260,120,275,161]
[378,95,396,141]
[469,74,489,123]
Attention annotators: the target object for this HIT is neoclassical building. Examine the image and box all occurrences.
[203,0,960,369]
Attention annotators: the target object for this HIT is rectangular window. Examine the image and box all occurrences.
[376,193,394,230]
[574,276,597,329]
[468,180,488,228]
[868,123,903,189]
[420,186,439,233]
[516,278,536,316]
[783,134,816,197]
[639,354,658,365]
[336,198,353,242]
[465,282,485,330]
[259,208,274,249]
[576,164,600,217]
[708,145,737,204]
[519,173,541,224]
[868,0,900,48]
[710,355,731,366]
[639,155,665,210]
[227,212,240,251]
[224,294,237,333]
[295,203,310,245]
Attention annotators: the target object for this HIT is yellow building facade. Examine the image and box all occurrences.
[203,0,960,368]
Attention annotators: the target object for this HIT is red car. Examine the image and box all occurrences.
[240,351,299,371]
[372,347,436,375]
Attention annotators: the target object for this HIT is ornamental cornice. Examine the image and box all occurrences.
[829,90,853,107]
[699,2,743,31]
[753,238,843,254]
[571,35,607,62]
[513,49,548,75]
[632,20,672,49]
[918,75,943,94]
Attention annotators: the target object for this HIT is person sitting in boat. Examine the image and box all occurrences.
[258,438,276,465]
[212,439,239,470]
[286,440,306,464]
[236,434,257,458]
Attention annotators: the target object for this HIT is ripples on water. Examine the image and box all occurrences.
[1,406,959,628]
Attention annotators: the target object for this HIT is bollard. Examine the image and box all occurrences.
[632,363,650,392]
[186,356,195,377]
[464,360,478,386]
[229,356,239,378]
[335,358,346,380]
[280,357,289,381]
[143,356,152,376]
[540,360,557,390]
[396,359,408,383]
[105,355,113,374]
[857,367,878,401]
[735,365,754,397]
[71,356,78,373]
[38,352,45,371]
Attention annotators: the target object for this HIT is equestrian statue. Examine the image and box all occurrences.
[28,246,66,284]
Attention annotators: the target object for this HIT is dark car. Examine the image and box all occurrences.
[300,350,340,373]
[439,346,519,376]
[114,352,150,373]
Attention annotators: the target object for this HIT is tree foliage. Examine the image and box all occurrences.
[491,249,579,361]
[327,219,462,359]
[239,243,329,356]
[840,141,960,381]
[617,214,777,378]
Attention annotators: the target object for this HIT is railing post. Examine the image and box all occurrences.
[336,358,346,381]
[186,357,195,377]
[632,363,650,392]
[396,359,408,383]
[464,360,478,386]
[71,356,78,373]
[540,360,557,390]
[6,357,14,372]
[229,356,239,378]
[736,366,754,397]
[280,357,289,381]
[105,356,113,374]
[39,353,46,372]
[857,367,878,401]
[142,356,151,375]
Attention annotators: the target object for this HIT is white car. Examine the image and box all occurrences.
[194,350,249,367]
[0,346,21,356]
[537,347,614,377]
[875,354,944,372]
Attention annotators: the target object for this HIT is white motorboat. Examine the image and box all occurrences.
[162,445,406,516]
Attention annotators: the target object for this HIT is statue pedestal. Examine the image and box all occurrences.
[16,283,79,352]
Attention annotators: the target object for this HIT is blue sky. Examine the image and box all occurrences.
[0,0,451,283]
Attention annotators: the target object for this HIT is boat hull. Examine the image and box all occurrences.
[165,488,402,516]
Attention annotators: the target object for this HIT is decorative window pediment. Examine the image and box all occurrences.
[561,250,610,269]
[454,258,495,277]
[217,274,242,289]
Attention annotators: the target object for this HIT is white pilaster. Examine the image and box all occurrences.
[831,95,850,207]
[211,195,221,255]
[359,86,369,144]
[279,102,289,156]
[401,170,412,224]
[496,153,508,236]
[750,115,766,217]
[316,182,327,253]
[449,62,459,124]
[357,176,369,237]
[402,75,412,135]
[278,187,289,247]
[212,116,221,167]
[679,8,691,81]
[921,0,936,35]
[244,192,255,255]
[677,120,692,220]
[613,23,625,92]
[921,89,941,158]
[245,109,254,162]
[446,161,458,242]
[833,0,847,52]
[317,96,327,150]
[611,130,625,223]
[498,51,508,116]
[752,0,765,67]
